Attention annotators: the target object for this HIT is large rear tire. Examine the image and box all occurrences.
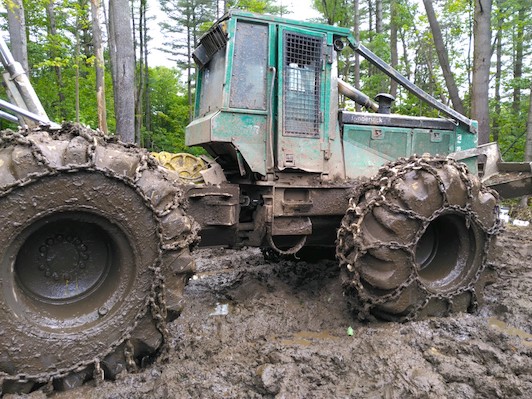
[0,124,198,393]
[336,156,501,321]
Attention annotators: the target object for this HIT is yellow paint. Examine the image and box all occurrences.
[151,152,206,181]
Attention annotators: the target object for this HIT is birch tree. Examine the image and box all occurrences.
[90,0,108,133]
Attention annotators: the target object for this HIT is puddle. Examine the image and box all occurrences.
[192,268,235,279]
[275,331,339,346]
[488,317,532,347]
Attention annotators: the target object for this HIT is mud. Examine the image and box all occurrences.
[8,226,532,398]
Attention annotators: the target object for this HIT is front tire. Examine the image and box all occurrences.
[336,156,500,321]
[0,124,198,393]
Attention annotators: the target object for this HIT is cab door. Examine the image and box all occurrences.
[277,26,327,173]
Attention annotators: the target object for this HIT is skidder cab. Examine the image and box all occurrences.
[188,11,479,179]
[185,10,501,322]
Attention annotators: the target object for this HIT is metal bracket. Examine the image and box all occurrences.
[430,131,442,143]
[372,129,384,140]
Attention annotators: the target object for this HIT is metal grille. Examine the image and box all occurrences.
[282,31,322,138]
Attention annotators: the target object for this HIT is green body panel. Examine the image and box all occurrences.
[343,124,470,178]
[186,112,214,146]
[187,110,268,176]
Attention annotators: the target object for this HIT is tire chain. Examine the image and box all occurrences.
[336,155,503,322]
[0,124,198,389]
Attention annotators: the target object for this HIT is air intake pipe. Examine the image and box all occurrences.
[338,78,379,112]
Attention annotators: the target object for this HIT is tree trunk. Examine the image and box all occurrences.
[368,0,373,38]
[493,0,503,143]
[186,10,193,122]
[375,0,383,34]
[90,0,108,133]
[143,0,151,135]
[109,0,136,143]
[472,0,492,145]
[390,0,398,97]
[422,0,465,115]
[45,1,67,118]
[75,12,80,123]
[400,30,412,81]
[512,5,525,114]
[353,0,361,111]
[521,79,532,209]
[134,0,143,144]
[525,81,532,162]
[6,0,29,72]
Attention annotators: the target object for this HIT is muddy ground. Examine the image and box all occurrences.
[10,225,532,399]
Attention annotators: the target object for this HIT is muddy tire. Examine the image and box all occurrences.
[0,124,198,393]
[336,156,500,322]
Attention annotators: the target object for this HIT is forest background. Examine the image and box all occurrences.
[1,0,531,162]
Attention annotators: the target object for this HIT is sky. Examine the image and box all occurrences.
[148,0,321,68]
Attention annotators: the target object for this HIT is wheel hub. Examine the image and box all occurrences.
[17,222,110,302]
[11,211,125,319]
[415,213,477,292]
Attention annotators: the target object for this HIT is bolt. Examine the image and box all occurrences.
[98,306,108,317]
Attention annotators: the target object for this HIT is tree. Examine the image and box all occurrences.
[390,0,398,97]
[109,0,136,142]
[512,4,526,115]
[472,0,492,145]
[422,0,465,114]
[159,0,215,121]
[5,0,29,72]
[525,82,532,162]
[353,0,361,109]
[144,66,196,153]
[45,0,67,119]
[90,0,108,133]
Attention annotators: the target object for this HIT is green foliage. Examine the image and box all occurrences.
[1,0,531,162]
[227,0,286,14]
[143,66,202,155]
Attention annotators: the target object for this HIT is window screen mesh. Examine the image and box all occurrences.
[282,31,322,138]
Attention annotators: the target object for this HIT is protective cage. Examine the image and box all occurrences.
[282,30,323,138]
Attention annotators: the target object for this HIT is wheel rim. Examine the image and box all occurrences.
[415,213,478,292]
[9,210,135,332]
